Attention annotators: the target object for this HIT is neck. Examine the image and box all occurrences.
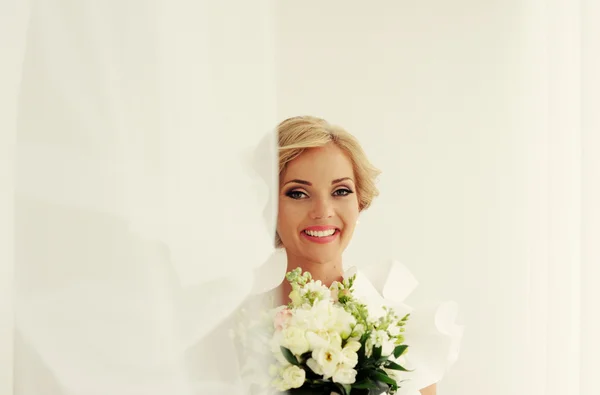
[276,250,344,305]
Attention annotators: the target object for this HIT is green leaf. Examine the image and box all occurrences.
[393,344,408,359]
[360,332,370,344]
[351,379,377,389]
[372,346,382,360]
[384,360,411,372]
[280,346,299,366]
[370,371,398,386]
[334,383,348,395]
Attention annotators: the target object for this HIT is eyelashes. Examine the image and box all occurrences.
[332,188,353,197]
[284,188,354,200]
[286,190,308,199]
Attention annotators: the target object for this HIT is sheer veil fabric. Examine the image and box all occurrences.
[13,1,278,394]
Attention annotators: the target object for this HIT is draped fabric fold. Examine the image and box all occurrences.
[524,0,600,394]
[1,1,31,393]
[13,1,278,394]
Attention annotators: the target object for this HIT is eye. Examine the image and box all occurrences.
[286,190,308,200]
[333,188,354,197]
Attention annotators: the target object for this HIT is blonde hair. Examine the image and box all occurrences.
[276,115,381,247]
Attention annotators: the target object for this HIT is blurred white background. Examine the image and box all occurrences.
[275,1,599,394]
[2,1,599,395]
[275,1,529,392]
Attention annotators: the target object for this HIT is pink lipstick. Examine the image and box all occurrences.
[301,225,340,244]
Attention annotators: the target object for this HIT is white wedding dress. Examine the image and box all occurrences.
[195,252,463,395]
[346,261,463,395]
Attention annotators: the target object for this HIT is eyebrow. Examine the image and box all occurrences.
[282,177,354,187]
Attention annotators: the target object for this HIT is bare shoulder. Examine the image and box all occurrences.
[420,383,437,395]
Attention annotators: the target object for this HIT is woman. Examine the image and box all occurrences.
[260,116,460,395]
[272,115,377,303]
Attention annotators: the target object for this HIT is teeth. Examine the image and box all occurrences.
[304,229,336,237]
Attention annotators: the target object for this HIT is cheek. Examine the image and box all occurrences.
[342,196,360,218]
[277,199,300,237]
[340,200,360,233]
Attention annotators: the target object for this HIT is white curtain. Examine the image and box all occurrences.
[3,1,279,394]
[524,0,599,394]
[0,1,30,394]
[580,1,600,393]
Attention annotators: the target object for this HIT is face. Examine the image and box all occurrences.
[277,143,360,265]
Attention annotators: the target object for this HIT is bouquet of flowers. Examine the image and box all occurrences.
[236,268,412,395]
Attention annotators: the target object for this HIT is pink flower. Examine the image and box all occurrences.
[274,308,293,331]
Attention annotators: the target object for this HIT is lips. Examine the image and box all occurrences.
[301,225,340,244]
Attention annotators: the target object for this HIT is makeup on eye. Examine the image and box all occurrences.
[284,187,354,199]
[332,187,354,196]
[285,190,308,199]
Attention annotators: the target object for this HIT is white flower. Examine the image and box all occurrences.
[303,280,331,300]
[306,330,342,351]
[364,337,374,357]
[340,341,361,367]
[328,306,356,339]
[373,329,389,347]
[269,332,290,365]
[280,326,310,356]
[344,340,362,353]
[332,365,358,384]
[312,346,342,378]
[289,289,303,307]
[306,357,324,375]
[388,323,401,337]
[291,300,354,339]
[364,329,391,358]
[272,378,288,392]
[340,349,358,368]
[382,338,396,356]
[293,299,334,332]
[329,281,342,300]
[281,365,306,389]
[351,323,366,337]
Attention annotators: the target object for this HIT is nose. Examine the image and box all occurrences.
[310,196,334,220]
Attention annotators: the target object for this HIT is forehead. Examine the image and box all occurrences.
[283,143,355,181]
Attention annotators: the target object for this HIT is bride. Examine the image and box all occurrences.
[13,115,460,395]
[238,116,462,395]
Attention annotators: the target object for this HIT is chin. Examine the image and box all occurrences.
[304,249,341,265]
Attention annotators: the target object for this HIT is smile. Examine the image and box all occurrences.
[301,226,340,244]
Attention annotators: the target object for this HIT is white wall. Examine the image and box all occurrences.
[275,1,530,393]
[1,1,31,394]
